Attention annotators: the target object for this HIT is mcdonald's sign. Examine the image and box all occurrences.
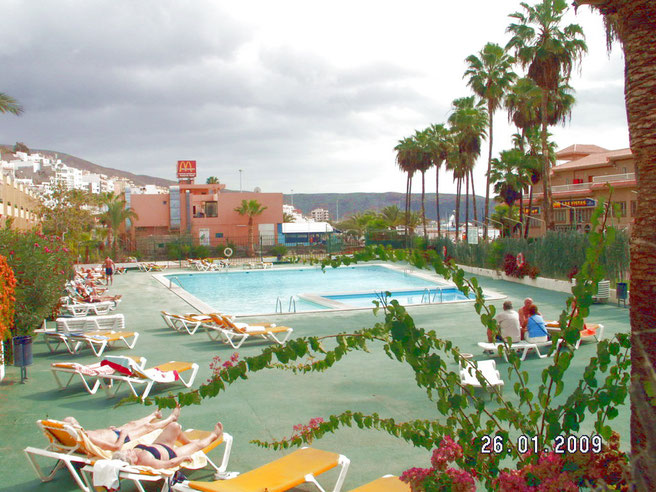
[177,160,197,178]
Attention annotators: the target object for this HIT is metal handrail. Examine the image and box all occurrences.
[421,288,431,303]
[288,296,297,313]
[168,276,183,290]
[432,287,443,303]
[275,297,283,314]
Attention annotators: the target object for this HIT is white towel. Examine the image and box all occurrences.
[92,459,127,491]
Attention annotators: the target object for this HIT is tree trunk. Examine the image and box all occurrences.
[465,172,470,242]
[606,1,656,488]
[248,217,254,257]
[525,185,534,238]
[436,166,441,237]
[421,171,427,242]
[406,175,413,248]
[470,168,478,223]
[540,90,553,230]
[404,175,410,248]
[455,178,461,241]
[484,103,494,239]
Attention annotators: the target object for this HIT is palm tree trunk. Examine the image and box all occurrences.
[455,178,461,241]
[406,175,413,248]
[421,171,427,241]
[470,168,478,223]
[248,217,254,256]
[540,90,553,230]
[465,172,470,242]
[525,185,534,238]
[519,192,524,238]
[484,104,493,240]
[436,167,441,237]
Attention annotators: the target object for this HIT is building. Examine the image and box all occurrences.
[279,221,334,246]
[528,144,635,237]
[310,208,330,222]
[0,174,40,230]
[127,174,284,249]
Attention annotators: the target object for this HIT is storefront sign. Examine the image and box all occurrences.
[523,206,541,215]
[553,198,596,208]
[177,160,197,178]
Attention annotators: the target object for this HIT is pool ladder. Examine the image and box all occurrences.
[420,288,444,304]
[275,296,297,313]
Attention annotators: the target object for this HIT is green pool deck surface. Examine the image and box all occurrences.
[0,264,631,491]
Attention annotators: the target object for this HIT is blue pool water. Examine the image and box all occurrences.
[165,265,466,315]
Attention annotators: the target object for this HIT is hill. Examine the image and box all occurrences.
[2,145,175,187]
[284,192,489,222]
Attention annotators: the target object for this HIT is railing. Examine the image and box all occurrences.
[421,288,431,303]
[432,288,444,303]
[168,276,183,290]
[592,172,635,184]
[551,182,591,193]
[275,296,297,313]
[288,296,297,313]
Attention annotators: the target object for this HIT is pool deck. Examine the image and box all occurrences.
[0,263,631,491]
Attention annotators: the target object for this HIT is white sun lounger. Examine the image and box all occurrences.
[61,300,117,317]
[161,311,215,335]
[50,356,147,394]
[460,359,504,396]
[477,339,560,361]
[545,322,605,349]
[202,314,293,349]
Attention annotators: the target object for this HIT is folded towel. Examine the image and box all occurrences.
[92,459,127,491]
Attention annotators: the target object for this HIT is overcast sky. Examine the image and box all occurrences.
[0,0,627,195]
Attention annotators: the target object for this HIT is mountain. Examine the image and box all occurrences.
[2,145,175,187]
[284,192,489,222]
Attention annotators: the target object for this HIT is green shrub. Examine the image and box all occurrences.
[0,229,74,336]
[270,245,288,258]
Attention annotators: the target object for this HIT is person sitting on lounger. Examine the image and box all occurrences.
[525,304,549,343]
[112,421,223,469]
[488,300,521,343]
[62,405,180,452]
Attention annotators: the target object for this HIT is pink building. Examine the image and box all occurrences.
[127,180,283,247]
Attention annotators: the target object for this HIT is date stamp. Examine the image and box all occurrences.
[480,434,603,455]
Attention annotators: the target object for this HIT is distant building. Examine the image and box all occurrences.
[528,145,635,237]
[279,221,333,246]
[0,174,40,230]
[310,208,330,222]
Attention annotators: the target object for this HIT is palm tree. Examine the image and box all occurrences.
[283,212,296,223]
[206,176,219,184]
[98,193,138,258]
[234,199,267,257]
[464,42,517,239]
[414,130,435,241]
[446,143,466,241]
[380,205,403,229]
[448,96,488,241]
[489,149,526,236]
[506,0,587,230]
[490,203,520,238]
[424,123,451,237]
[394,137,419,246]
[0,93,23,115]
[572,2,655,484]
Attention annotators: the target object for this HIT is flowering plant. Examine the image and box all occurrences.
[0,228,74,336]
[208,352,240,382]
[0,255,17,342]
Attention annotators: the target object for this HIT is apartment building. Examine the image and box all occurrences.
[528,144,635,237]
[0,174,40,230]
[310,208,330,222]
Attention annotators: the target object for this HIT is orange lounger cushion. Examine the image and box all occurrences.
[350,476,410,492]
[187,447,341,492]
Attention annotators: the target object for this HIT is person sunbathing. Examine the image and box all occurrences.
[62,405,180,452]
[74,283,122,303]
[112,422,223,469]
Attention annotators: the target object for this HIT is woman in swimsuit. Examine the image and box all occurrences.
[62,405,180,452]
[113,422,223,469]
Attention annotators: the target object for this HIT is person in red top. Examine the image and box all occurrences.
[518,298,534,340]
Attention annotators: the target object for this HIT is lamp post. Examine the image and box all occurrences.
[239,169,243,193]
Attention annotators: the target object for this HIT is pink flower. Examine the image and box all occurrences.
[34,243,39,247]
[44,247,52,253]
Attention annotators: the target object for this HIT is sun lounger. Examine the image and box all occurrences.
[459,359,504,396]
[161,311,215,335]
[172,446,350,492]
[50,355,147,394]
[99,358,199,400]
[62,299,117,317]
[202,314,293,349]
[46,314,130,354]
[477,339,560,361]
[350,475,410,492]
[545,322,604,349]
[24,418,233,492]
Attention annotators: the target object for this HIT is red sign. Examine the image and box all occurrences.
[177,160,197,178]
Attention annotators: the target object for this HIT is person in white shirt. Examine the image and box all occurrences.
[488,300,521,343]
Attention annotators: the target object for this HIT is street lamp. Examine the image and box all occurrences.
[239,169,243,193]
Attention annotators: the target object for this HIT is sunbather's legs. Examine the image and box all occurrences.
[119,404,180,438]
[157,422,223,456]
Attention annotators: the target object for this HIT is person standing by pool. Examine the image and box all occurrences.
[488,300,521,343]
[525,304,549,343]
[103,256,116,286]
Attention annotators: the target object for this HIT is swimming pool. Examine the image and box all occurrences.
[161,264,478,316]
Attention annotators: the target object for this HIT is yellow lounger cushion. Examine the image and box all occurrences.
[349,476,410,492]
[187,447,340,492]
[77,330,136,341]
[155,361,195,373]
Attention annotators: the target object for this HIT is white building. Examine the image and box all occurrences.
[310,207,330,222]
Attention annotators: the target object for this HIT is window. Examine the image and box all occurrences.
[215,232,223,238]
[575,208,593,224]
[554,210,567,223]
[631,200,637,217]
[203,201,218,218]
[611,201,627,217]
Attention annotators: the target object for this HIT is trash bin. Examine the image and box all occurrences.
[616,282,628,307]
[13,335,33,367]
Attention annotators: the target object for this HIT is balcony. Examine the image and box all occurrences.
[550,182,591,193]
[592,172,635,184]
